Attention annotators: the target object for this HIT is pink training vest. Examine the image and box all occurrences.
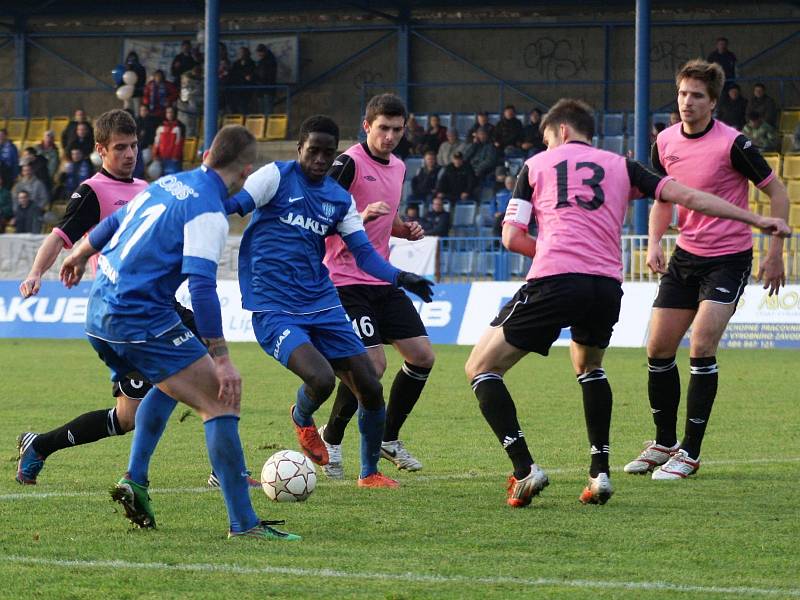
[324,143,406,286]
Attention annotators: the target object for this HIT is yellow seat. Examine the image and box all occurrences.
[782,155,800,179]
[789,205,800,228]
[48,116,70,142]
[762,153,781,175]
[182,137,198,169]
[265,114,288,140]
[787,180,800,204]
[245,114,266,140]
[0,118,6,132]
[779,109,800,134]
[26,117,48,144]
[6,118,28,143]
[781,134,796,154]
[221,114,244,127]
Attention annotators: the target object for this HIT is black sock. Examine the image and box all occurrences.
[681,356,718,460]
[384,362,432,442]
[472,373,532,480]
[322,383,359,445]
[32,408,123,458]
[578,369,612,477]
[648,356,680,448]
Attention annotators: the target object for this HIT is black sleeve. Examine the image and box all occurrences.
[56,184,101,245]
[650,141,666,176]
[626,159,666,199]
[327,153,356,191]
[730,134,773,186]
[511,164,533,200]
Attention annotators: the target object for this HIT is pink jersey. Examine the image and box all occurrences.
[324,143,405,286]
[504,142,670,282]
[655,120,775,257]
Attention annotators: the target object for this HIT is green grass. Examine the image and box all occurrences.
[1,339,798,599]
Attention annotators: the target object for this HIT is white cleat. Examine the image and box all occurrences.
[318,425,344,480]
[652,449,700,480]
[506,464,549,508]
[623,440,680,474]
[579,472,613,505]
[380,440,423,471]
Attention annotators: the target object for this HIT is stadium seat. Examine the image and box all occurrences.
[438,113,452,131]
[475,250,498,277]
[245,114,266,140]
[625,113,635,135]
[762,153,781,175]
[602,112,624,136]
[505,157,524,177]
[447,250,475,276]
[455,113,476,139]
[0,118,5,131]
[401,180,413,203]
[782,155,800,179]
[487,112,500,125]
[781,134,795,154]
[222,114,244,127]
[413,113,429,131]
[265,114,288,140]
[601,135,625,155]
[452,202,478,231]
[790,205,800,228]
[48,116,69,141]
[6,118,27,143]
[779,109,800,134]
[182,137,198,169]
[629,249,649,280]
[509,253,532,276]
[26,117,48,143]
[404,157,422,181]
[786,179,800,203]
[651,112,671,127]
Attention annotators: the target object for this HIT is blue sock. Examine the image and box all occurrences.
[358,405,386,479]
[126,387,177,486]
[204,415,259,533]
[292,384,321,427]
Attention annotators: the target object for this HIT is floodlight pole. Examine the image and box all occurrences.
[633,0,650,235]
[204,0,220,151]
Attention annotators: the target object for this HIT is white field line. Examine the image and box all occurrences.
[1,555,798,597]
[2,456,799,502]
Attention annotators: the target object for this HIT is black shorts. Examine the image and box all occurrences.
[336,284,428,347]
[490,274,623,355]
[653,246,752,310]
[111,301,200,399]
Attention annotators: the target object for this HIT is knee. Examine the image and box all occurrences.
[407,348,435,370]
[306,372,336,402]
[116,410,136,433]
[372,356,388,379]
[356,377,384,411]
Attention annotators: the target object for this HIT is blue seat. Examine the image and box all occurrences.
[487,112,501,125]
[603,112,624,136]
[505,157,524,177]
[452,202,478,229]
[413,113,429,131]
[601,135,625,155]
[404,157,423,181]
[476,251,498,276]
[455,113,476,138]
[509,253,532,277]
[651,112,671,128]
[438,113,452,131]
[447,250,475,276]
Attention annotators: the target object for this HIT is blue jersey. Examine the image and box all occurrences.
[86,166,229,342]
[233,160,364,314]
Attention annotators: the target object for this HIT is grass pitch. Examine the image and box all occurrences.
[0,339,798,599]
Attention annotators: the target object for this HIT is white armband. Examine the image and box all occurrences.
[503,198,533,226]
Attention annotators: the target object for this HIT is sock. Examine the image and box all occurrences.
[322,383,359,445]
[32,407,124,458]
[125,388,177,486]
[358,405,386,479]
[204,415,260,533]
[648,356,680,448]
[681,356,718,460]
[292,384,323,428]
[578,369,612,477]
[471,373,533,480]
[384,362,432,442]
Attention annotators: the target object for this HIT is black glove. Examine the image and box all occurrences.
[396,271,434,303]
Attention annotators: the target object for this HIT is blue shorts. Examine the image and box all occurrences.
[252,306,366,367]
[88,323,208,385]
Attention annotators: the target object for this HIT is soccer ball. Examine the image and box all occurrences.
[261,450,317,502]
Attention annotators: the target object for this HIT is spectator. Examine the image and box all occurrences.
[420,114,448,154]
[464,126,497,181]
[435,151,476,203]
[67,122,94,161]
[410,150,441,205]
[492,175,515,236]
[125,51,147,113]
[135,103,160,163]
[36,130,60,181]
[20,146,52,198]
[651,122,667,143]
[742,111,778,152]
[254,43,278,115]
[437,129,466,167]
[58,148,94,199]
[793,122,800,153]
[468,111,495,143]
[405,114,425,155]
[13,163,49,216]
[392,135,411,161]
[0,129,19,188]
[494,105,523,156]
[61,109,93,152]
[403,204,421,223]
[717,83,747,130]
[12,190,40,233]
[0,174,12,230]
[143,70,178,120]
[153,106,184,175]
[520,108,546,157]
[493,165,508,192]
[747,83,779,128]
[228,46,256,114]
[421,196,450,237]
[706,37,736,87]
[171,40,197,85]
[669,111,680,126]
[177,64,203,138]
[218,42,232,113]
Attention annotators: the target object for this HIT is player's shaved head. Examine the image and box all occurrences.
[676,59,724,102]
[206,125,257,171]
[540,98,595,140]
[365,93,407,125]
[299,115,340,146]
[94,109,137,147]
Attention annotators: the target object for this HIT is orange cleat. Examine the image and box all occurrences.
[290,405,329,466]
[357,472,400,488]
[506,464,549,508]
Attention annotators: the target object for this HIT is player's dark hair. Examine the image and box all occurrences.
[675,59,725,102]
[364,93,408,125]
[206,125,257,170]
[540,98,595,139]
[299,115,340,145]
[94,109,137,147]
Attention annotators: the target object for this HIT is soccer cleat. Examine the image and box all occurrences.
[652,449,700,480]
[290,405,328,466]
[357,472,400,488]
[16,432,45,485]
[228,520,301,542]
[318,425,344,480]
[207,470,262,489]
[623,440,680,474]
[110,477,156,529]
[380,440,423,471]
[506,464,549,508]
[579,472,614,505]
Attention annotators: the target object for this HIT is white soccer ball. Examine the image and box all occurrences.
[261,450,316,502]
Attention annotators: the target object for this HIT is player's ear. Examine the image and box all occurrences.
[201,149,210,162]
[95,142,106,157]
[362,119,370,134]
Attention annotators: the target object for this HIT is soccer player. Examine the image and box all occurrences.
[59,125,296,540]
[623,60,791,480]
[226,115,432,488]
[464,98,789,508]
[319,93,435,478]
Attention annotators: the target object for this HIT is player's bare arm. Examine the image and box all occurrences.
[20,233,66,298]
[646,200,673,274]
[501,222,536,257]
[757,177,790,295]
[361,201,391,223]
